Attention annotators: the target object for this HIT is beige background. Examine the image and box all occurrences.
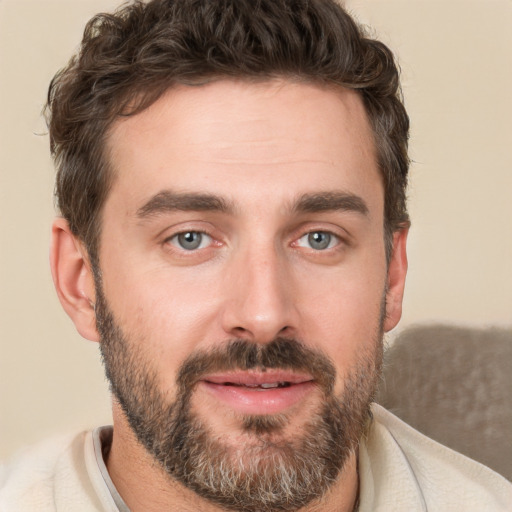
[1,0,511,459]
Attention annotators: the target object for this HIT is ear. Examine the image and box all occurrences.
[383,228,409,332]
[50,218,99,342]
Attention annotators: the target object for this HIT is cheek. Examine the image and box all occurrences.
[295,262,386,378]
[304,280,384,341]
[101,260,227,380]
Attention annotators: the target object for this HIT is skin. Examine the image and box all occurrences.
[51,79,408,511]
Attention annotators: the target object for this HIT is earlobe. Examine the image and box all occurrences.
[383,228,409,332]
[50,218,99,342]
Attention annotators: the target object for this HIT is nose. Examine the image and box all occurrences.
[220,245,298,344]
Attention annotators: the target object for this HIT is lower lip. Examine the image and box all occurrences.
[199,381,316,415]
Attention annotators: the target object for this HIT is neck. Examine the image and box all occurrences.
[106,402,359,512]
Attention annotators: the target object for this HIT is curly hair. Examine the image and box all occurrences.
[46,0,410,264]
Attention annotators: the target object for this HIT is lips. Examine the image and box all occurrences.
[204,370,312,384]
[199,371,316,415]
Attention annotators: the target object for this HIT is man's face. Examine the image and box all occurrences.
[93,79,406,510]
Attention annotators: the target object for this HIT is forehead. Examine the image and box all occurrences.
[105,79,381,213]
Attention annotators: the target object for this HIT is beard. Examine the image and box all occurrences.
[95,281,383,512]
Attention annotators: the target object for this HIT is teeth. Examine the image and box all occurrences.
[222,381,291,388]
[261,382,291,388]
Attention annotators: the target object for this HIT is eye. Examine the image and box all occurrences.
[168,231,212,251]
[296,231,339,250]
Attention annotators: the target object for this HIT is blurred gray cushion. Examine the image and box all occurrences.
[377,325,512,481]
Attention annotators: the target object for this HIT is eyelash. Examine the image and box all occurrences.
[163,228,345,255]
[163,228,223,257]
[167,231,213,251]
[294,230,341,251]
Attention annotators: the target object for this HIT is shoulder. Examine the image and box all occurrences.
[0,431,103,512]
[358,404,512,512]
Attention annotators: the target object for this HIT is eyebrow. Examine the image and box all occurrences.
[136,190,369,220]
[136,191,233,219]
[293,192,369,216]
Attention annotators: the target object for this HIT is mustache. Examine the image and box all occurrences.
[176,337,336,394]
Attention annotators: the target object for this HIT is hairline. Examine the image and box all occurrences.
[83,75,401,268]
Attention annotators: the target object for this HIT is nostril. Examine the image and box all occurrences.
[278,325,292,336]
[232,326,250,335]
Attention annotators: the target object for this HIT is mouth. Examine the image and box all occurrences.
[199,371,316,415]
[221,381,292,389]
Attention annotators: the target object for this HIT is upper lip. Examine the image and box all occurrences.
[202,370,314,386]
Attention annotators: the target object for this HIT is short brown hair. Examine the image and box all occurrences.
[46,0,410,264]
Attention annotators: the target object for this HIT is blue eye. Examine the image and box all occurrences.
[169,231,212,250]
[297,231,338,250]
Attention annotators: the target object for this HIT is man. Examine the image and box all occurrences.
[0,0,510,510]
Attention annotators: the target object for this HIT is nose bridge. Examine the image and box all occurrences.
[222,239,295,343]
